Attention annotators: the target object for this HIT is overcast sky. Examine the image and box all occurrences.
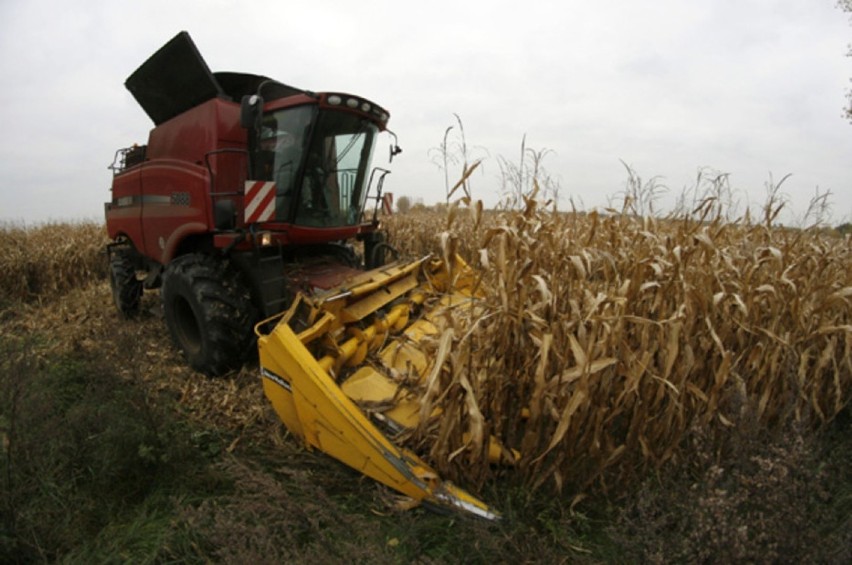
[1,0,850,226]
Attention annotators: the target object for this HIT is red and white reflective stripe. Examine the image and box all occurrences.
[382,192,393,215]
[244,181,276,224]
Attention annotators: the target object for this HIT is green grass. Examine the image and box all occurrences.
[0,336,230,563]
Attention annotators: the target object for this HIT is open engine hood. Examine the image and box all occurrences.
[125,31,304,125]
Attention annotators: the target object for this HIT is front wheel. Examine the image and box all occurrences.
[108,245,143,317]
[161,254,257,376]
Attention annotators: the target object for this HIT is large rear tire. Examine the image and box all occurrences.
[161,254,257,376]
[109,246,143,317]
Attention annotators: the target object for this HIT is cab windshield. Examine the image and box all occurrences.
[252,106,378,226]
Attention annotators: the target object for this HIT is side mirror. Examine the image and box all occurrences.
[387,130,402,163]
[240,94,263,129]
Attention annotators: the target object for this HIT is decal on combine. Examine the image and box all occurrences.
[261,367,292,392]
[244,180,276,224]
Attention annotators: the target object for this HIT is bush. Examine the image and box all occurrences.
[396,195,412,214]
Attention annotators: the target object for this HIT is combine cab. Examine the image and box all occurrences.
[105,32,502,518]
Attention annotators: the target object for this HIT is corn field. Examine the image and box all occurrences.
[2,206,849,497]
[0,222,108,303]
[386,199,851,494]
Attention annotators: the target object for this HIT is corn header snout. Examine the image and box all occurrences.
[256,256,511,520]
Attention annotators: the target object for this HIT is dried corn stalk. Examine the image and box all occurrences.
[386,201,851,494]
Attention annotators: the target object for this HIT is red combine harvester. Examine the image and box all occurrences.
[105,31,399,376]
[105,32,505,519]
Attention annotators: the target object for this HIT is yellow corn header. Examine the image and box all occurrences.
[256,255,511,520]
